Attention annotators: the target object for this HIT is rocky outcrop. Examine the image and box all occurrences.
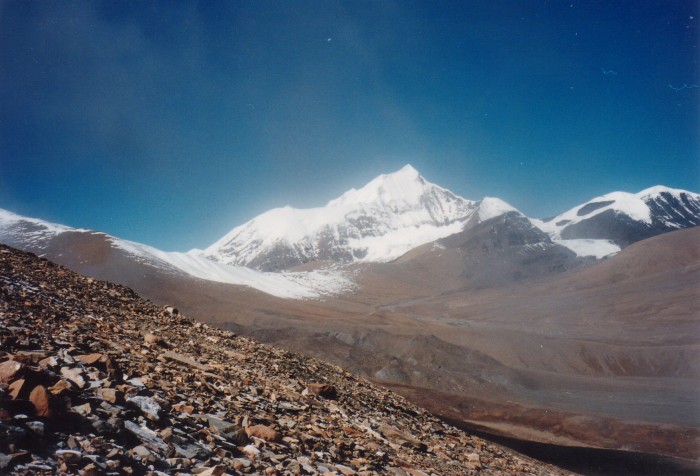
[0,244,567,475]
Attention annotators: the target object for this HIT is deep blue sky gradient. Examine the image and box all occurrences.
[1,0,698,250]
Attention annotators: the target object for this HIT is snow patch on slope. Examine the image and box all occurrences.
[0,209,87,250]
[0,207,351,300]
[534,191,651,238]
[348,220,467,262]
[552,238,620,259]
[110,238,353,299]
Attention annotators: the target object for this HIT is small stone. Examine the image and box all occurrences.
[61,367,86,389]
[241,444,260,457]
[335,464,356,475]
[0,453,13,470]
[232,458,250,470]
[203,414,236,433]
[162,350,210,371]
[72,403,91,416]
[75,353,104,365]
[223,350,247,362]
[29,385,52,417]
[144,333,163,345]
[166,457,192,469]
[193,466,226,476]
[132,445,151,458]
[8,378,26,399]
[81,462,99,476]
[226,428,250,445]
[96,387,122,403]
[164,305,179,315]
[14,351,48,364]
[172,402,195,414]
[56,450,82,462]
[127,395,161,420]
[245,424,281,442]
[379,424,427,452]
[48,379,72,395]
[466,452,482,469]
[159,427,173,442]
[0,360,24,383]
[306,383,338,399]
[124,421,169,453]
[25,420,45,435]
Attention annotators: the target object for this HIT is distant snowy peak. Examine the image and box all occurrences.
[202,165,520,270]
[478,197,520,222]
[637,186,700,228]
[326,164,425,207]
[535,186,700,255]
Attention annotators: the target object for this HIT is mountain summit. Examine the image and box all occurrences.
[535,185,700,248]
[201,165,516,271]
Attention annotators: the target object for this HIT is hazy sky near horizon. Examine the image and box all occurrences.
[1,0,698,250]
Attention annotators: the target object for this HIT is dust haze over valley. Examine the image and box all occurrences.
[1,166,699,475]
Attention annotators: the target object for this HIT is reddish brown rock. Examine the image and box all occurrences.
[29,385,52,417]
[172,402,195,414]
[48,379,71,396]
[245,424,281,442]
[143,333,163,345]
[8,378,26,399]
[60,367,86,389]
[306,383,338,400]
[96,388,122,404]
[75,353,104,365]
[0,360,23,384]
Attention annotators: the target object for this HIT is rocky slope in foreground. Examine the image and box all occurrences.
[0,244,568,476]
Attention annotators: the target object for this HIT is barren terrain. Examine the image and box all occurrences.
[4,224,699,470]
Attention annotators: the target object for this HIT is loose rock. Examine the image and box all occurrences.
[0,244,569,475]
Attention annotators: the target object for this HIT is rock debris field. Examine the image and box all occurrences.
[0,244,570,475]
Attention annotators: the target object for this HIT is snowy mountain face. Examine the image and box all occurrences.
[201,165,518,271]
[0,209,82,251]
[0,209,351,299]
[534,186,700,257]
[2,167,699,296]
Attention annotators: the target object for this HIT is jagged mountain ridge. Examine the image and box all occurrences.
[200,165,517,271]
[0,165,698,286]
[201,166,700,270]
[535,186,700,248]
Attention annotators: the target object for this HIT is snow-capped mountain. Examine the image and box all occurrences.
[534,186,700,257]
[201,165,518,271]
[0,208,351,299]
[1,167,699,294]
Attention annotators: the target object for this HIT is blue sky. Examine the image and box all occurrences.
[1,0,698,251]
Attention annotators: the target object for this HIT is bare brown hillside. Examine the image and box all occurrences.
[0,244,569,475]
[4,223,699,467]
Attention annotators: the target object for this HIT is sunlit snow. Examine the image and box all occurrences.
[202,165,492,266]
[553,238,620,259]
[112,239,353,299]
[0,208,352,300]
